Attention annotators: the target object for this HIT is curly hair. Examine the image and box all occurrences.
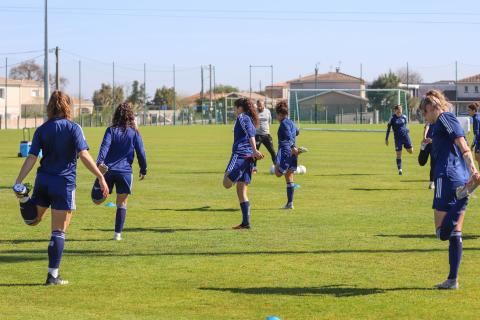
[275,100,289,116]
[111,102,137,130]
[420,89,451,113]
[234,98,259,127]
[468,102,480,112]
[47,91,72,120]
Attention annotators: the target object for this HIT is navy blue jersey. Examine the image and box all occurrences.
[97,126,147,175]
[386,114,409,140]
[277,118,299,150]
[471,113,480,143]
[432,112,469,183]
[426,123,435,139]
[29,118,89,183]
[231,113,256,156]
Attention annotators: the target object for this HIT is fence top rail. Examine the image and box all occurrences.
[289,88,409,93]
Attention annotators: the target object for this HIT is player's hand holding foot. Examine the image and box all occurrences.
[253,150,264,160]
[139,172,145,180]
[291,147,299,156]
[98,176,109,198]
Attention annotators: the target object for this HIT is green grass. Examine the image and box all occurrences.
[1,124,480,319]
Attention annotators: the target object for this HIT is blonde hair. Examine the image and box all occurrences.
[47,91,72,120]
[421,89,450,113]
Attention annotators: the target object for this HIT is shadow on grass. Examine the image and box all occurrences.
[0,255,45,263]
[350,188,407,191]
[315,173,378,177]
[0,283,44,287]
[172,171,222,175]
[377,234,480,240]
[150,206,237,213]
[0,238,109,244]
[82,227,225,233]
[399,180,430,183]
[199,284,434,297]
[4,247,480,257]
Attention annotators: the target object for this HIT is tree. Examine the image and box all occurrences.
[9,59,42,81]
[9,59,68,91]
[367,71,401,110]
[127,80,148,110]
[213,84,238,94]
[396,67,423,84]
[92,83,124,108]
[152,86,176,107]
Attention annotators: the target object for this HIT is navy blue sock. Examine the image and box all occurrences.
[115,206,127,233]
[396,158,402,170]
[287,182,294,204]
[448,231,462,280]
[48,231,65,269]
[19,198,38,225]
[240,201,250,226]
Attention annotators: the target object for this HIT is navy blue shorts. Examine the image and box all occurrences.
[432,176,468,212]
[31,173,76,211]
[93,172,133,198]
[394,135,412,152]
[276,148,298,174]
[225,154,253,184]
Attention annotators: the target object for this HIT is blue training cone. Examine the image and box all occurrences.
[266,316,281,320]
[293,183,301,189]
[105,202,116,208]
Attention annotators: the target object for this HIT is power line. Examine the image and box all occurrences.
[0,49,43,55]
[2,6,480,16]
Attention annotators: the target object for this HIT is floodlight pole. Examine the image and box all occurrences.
[143,63,146,125]
[43,0,49,119]
[315,63,319,124]
[55,46,59,90]
[173,64,176,126]
[455,60,458,116]
[5,57,7,130]
[78,60,81,122]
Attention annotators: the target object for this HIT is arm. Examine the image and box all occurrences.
[97,128,112,165]
[15,155,37,184]
[249,136,263,160]
[79,150,109,198]
[385,122,392,144]
[134,132,147,179]
[456,137,478,176]
[423,124,429,140]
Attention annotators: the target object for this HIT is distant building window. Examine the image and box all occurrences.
[31,89,39,97]
[465,86,469,93]
[476,86,479,93]
[0,88,3,98]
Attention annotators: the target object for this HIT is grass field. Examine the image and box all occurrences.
[1,123,480,319]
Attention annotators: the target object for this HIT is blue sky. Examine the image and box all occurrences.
[1,0,480,99]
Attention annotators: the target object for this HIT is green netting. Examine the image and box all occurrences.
[288,89,410,124]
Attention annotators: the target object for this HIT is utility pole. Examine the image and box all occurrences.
[112,61,115,108]
[315,63,319,124]
[455,60,458,116]
[173,64,176,125]
[55,46,59,90]
[213,65,216,124]
[144,63,147,125]
[43,0,49,119]
[249,65,252,98]
[209,64,213,124]
[78,60,81,122]
[200,66,204,124]
[5,58,7,130]
[406,62,409,121]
